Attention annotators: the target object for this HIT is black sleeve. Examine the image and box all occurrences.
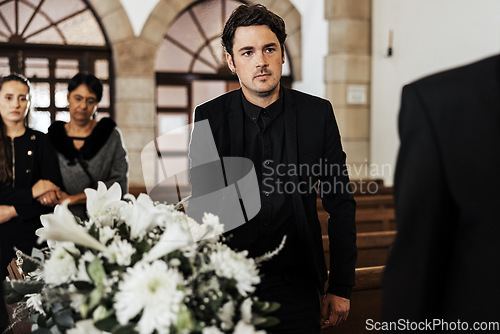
[381,84,454,321]
[14,133,62,221]
[0,186,33,205]
[39,132,63,189]
[320,101,357,299]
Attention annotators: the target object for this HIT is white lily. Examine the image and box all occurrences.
[121,193,162,239]
[85,181,123,220]
[37,201,108,253]
[143,221,193,262]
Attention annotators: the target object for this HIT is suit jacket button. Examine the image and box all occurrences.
[27,150,33,156]
[26,169,31,173]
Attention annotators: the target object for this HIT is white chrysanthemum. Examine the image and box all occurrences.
[43,242,79,285]
[26,293,44,315]
[218,300,235,330]
[187,213,224,242]
[197,276,220,295]
[233,320,266,334]
[208,243,260,296]
[75,251,96,282]
[98,225,116,244]
[187,217,206,242]
[202,326,224,334]
[156,204,189,228]
[240,298,253,323]
[114,261,185,334]
[105,238,135,266]
[67,319,102,334]
[201,213,224,240]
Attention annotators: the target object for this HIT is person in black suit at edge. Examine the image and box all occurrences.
[189,4,356,334]
[382,54,500,331]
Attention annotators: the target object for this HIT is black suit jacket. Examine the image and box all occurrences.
[189,87,356,297]
[382,55,500,323]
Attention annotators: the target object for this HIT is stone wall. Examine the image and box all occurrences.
[88,0,303,188]
[324,0,371,179]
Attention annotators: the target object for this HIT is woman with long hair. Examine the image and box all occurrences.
[47,72,128,220]
[0,73,61,279]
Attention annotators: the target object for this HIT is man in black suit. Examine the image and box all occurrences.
[189,4,356,333]
[382,54,500,328]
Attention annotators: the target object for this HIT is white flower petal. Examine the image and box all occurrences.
[36,201,108,253]
[85,181,123,220]
[114,261,185,334]
[143,223,193,262]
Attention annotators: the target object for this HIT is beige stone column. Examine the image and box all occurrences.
[89,0,158,189]
[324,0,371,180]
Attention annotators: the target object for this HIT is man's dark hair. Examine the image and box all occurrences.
[68,72,103,102]
[222,4,287,58]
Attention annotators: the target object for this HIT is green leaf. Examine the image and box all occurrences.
[117,222,129,239]
[89,222,99,239]
[31,328,52,334]
[3,280,12,295]
[111,324,137,334]
[256,316,280,328]
[30,313,47,327]
[6,291,24,304]
[53,309,74,328]
[88,287,103,310]
[254,300,280,314]
[87,259,106,285]
[10,280,45,295]
[93,305,114,322]
[21,256,41,273]
[73,281,95,291]
[95,316,119,332]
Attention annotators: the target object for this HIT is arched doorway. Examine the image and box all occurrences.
[152,0,294,198]
[0,0,113,132]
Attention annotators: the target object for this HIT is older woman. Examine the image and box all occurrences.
[0,74,61,278]
[47,73,128,220]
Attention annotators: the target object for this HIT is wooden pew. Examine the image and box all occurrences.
[355,208,396,232]
[355,194,394,210]
[323,231,396,269]
[319,206,396,234]
[323,266,385,334]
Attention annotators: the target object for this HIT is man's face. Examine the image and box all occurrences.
[226,25,284,104]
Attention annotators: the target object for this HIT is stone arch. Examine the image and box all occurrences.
[83,0,303,188]
[141,0,302,80]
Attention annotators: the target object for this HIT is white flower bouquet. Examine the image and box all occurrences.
[4,182,280,334]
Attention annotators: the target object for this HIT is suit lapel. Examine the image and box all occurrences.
[283,88,298,167]
[283,88,308,231]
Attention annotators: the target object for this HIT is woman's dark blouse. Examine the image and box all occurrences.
[0,128,62,278]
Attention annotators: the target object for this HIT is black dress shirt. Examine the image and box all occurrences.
[226,89,306,274]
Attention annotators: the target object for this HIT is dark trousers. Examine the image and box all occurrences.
[256,270,321,334]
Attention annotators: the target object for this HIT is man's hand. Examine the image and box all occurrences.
[320,293,350,329]
[0,205,18,224]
